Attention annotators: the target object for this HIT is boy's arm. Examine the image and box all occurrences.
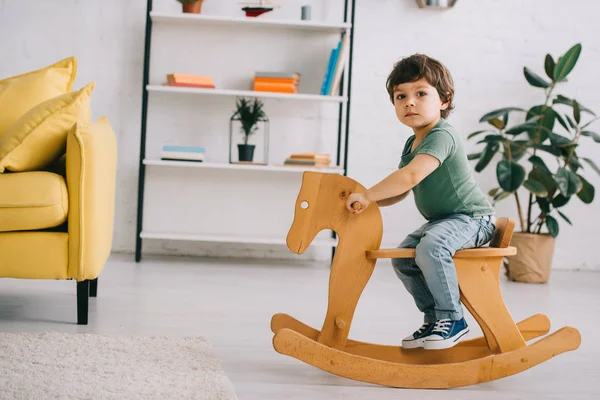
[376,190,410,207]
[365,154,440,203]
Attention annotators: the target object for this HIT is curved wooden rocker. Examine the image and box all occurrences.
[271,171,581,389]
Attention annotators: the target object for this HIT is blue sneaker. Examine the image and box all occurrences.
[402,322,435,349]
[424,318,469,350]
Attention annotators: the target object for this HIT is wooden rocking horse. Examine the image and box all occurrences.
[270,171,581,389]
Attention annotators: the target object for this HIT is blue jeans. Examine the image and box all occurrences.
[391,214,496,323]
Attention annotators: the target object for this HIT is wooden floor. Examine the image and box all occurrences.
[0,254,598,399]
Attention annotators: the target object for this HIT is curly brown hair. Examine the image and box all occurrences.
[386,54,455,119]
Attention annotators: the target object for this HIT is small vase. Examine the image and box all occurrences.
[182,1,203,14]
[237,144,255,162]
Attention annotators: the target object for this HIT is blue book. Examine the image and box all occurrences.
[324,41,341,95]
[162,146,205,153]
[320,48,336,95]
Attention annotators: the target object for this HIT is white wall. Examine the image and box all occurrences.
[0,0,598,270]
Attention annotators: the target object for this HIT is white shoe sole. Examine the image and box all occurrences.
[423,328,469,350]
[402,338,426,349]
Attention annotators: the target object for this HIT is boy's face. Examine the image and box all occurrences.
[392,78,448,131]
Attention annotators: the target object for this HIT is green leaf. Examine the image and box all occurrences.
[551,194,570,208]
[530,168,558,197]
[477,134,504,145]
[479,107,526,123]
[541,108,556,133]
[546,215,559,237]
[557,210,572,225]
[505,121,537,136]
[582,157,600,176]
[502,112,510,128]
[581,131,600,143]
[549,133,573,147]
[467,152,482,160]
[547,108,569,132]
[475,143,500,172]
[467,130,490,140]
[555,167,580,196]
[576,174,595,204]
[532,144,560,156]
[507,140,529,161]
[573,100,581,124]
[488,187,501,197]
[524,67,551,88]
[553,43,582,82]
[497,160,526,192]
[526,105,544,121]
[488,117,505,130]
[537,197,551,213]
[581,117,600,129]
[529,155,550,172]
[523,179,548,197]
[565,114,577,129]
[568,154,583,173]
[544,54,555,80]
[553,94,596,116]
[494,191,512,202]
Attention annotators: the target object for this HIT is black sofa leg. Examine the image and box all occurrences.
[89,278,98,298]
[77,280,89,325]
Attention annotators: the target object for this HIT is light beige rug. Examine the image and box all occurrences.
[0,332,238,400]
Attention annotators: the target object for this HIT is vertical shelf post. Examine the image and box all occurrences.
[135,0,154,262]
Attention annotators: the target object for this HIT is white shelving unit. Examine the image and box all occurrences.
[150,11,351,32]
[143,159,345,174]
[135,1,356,262]
[146,84,347,103]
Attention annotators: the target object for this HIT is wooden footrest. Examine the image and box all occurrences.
[367,246,517,259]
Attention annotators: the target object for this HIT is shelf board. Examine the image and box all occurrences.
[150,11,351,33]
[144,159,345,174]
[140,231,338,247]
[147,85,346,102]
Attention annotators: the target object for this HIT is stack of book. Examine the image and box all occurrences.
[161,145,205,162]
[253,71,301,94]
[166,74,215,89]
[284,153,331,167]
[321,33,350,95]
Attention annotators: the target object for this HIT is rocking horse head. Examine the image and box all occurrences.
[286,171,383,254]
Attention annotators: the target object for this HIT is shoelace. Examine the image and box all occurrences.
[432,319,452,334]
[416,323,431,334]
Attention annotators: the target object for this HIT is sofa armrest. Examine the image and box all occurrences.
[66,117,117,281]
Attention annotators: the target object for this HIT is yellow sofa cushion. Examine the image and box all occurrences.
[0,171,68,232]
[0,57,77,139]
[0,82,94,173]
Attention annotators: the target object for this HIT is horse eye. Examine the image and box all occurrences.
[300,201,309,209]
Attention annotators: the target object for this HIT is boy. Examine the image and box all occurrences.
[346,54,496,350]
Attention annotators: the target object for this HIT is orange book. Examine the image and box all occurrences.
[254,77,298,85]
[167,82,215,89]
[253,82,296,93]
[167,74,214,85]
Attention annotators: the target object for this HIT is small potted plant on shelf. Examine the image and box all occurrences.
[468,43,599,283]
[177,0,204,14]
[230,97,269,163]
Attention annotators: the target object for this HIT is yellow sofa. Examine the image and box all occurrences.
[0,57,117,325]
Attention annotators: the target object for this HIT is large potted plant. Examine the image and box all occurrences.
[230,97,268,163]
[177,0,204,14]
[468,43,599,283]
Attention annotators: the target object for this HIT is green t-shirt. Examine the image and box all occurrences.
[399,118,495,221]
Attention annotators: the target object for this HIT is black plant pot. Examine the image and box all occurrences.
[237,144,255,162]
